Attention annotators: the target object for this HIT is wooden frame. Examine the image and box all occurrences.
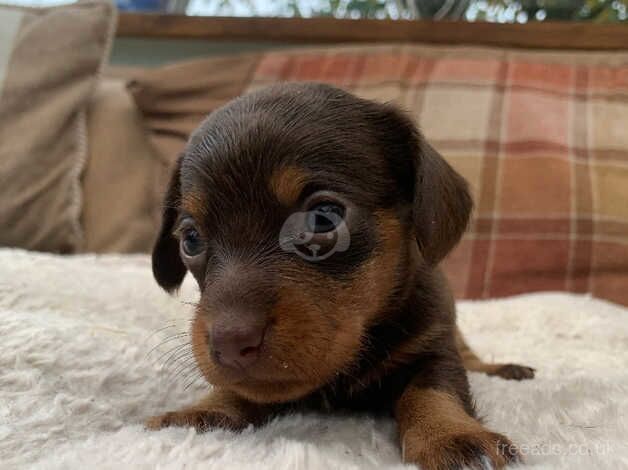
[118,14,628,50]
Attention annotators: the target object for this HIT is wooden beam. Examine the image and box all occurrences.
[117,14,628,50]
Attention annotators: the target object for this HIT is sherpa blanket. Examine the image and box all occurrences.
[1,249,627,469]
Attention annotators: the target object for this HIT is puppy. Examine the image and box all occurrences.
[146,83,533,469]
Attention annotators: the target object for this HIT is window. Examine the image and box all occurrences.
[4,0,626,22]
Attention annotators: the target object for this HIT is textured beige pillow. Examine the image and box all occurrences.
[128,53,261,172]
[0,1,116,253]
[82,78,161,253]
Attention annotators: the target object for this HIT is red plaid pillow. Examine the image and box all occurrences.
[248,45,628,306]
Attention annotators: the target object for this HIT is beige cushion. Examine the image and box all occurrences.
[82,78,161,253]
[128,53,261,176]
[0,1,116,253]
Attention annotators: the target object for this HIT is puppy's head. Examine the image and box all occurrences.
[152,83,471,403]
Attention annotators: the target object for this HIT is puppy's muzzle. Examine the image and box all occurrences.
[201,263,275,370]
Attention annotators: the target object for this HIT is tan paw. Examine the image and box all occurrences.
[404,429,521,470]
[489,363,536,381]
[145,409,248,432]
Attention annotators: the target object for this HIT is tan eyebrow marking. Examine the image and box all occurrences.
[180,192,207,219]
[269,166,310,206]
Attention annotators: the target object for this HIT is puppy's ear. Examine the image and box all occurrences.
[152,156,187,292]
[413,138,472,265]
[376,106,472,265]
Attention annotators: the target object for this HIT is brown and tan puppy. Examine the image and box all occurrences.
[146,83,534,469]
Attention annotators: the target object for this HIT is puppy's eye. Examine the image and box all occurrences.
[181,228,205,257]
[306,202,345,233]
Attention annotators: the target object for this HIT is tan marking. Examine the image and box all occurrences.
[181,192,208,219]
[145,387,269,431]
[269,166,309,206]
[457,328,535,380]
[396,389,479,439]
[455,327,504,373]
[354,209,404,320]
[395,388,517,469]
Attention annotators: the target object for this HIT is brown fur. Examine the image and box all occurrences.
[146,388,272,431]
[352,321,449,396]
[396,389,520,470]
[189,209,403,404]
[180,194,210,227]
[269,166,309,207]
[147,83,533,469]
[456,329,536,380]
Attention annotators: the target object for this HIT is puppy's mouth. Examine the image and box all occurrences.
[207,354,318,403]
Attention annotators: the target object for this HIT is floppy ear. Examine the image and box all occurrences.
[375,106,473,265]
[152,156,187,292]
[413,138,473,265]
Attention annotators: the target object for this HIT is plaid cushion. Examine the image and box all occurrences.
[247,45,628,306]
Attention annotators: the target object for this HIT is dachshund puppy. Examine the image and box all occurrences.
[146,83,533,469]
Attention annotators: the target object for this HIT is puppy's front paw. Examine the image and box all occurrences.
[145,409,248,432]
[403,429,521,470]
[489,363,535,381]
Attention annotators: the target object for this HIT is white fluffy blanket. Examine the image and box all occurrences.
[1,249,627,469]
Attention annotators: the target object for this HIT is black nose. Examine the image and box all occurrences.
[210,323,266,369]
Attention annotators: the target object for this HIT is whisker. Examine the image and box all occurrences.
[168,357,199,382]
[142,323,177,345]
[177,364,203,388]
[155,342,192,368]
[163,348,195,371]
[145,332,190,360]
[184,373,205,391]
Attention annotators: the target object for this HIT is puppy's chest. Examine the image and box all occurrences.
[300,360,420,415]
[298,301,443,414]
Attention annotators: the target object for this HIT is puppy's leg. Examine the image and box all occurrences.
[145,388,273,432]
[396,388,520,470]
[396,358,521,470]
[456,327,535,380]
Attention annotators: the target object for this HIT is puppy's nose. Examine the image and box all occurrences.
[211,323,265,369]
